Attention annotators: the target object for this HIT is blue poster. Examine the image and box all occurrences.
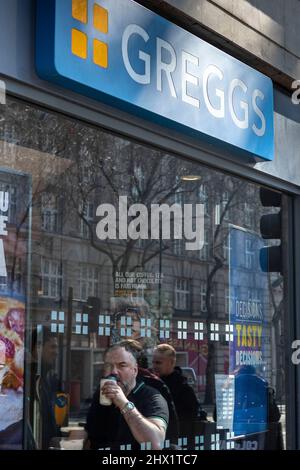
[229,225,269,437]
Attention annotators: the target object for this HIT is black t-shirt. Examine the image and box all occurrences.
[86,380,169,450]
[138,368,179,442]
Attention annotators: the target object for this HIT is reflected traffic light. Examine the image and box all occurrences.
[259,187,282,274]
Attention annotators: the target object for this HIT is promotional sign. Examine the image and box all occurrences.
[36,0,274,161]
[229,226,268,375]
[0,170,30,449]
[229,226,269,437]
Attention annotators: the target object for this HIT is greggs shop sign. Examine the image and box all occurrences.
[36,0,274,161]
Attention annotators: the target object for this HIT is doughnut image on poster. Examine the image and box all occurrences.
[0,297,25,449]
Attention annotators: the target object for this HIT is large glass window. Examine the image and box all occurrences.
[0,97,289,451]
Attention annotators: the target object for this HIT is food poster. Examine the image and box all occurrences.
[228,226,269,437]
[0,170,30,449]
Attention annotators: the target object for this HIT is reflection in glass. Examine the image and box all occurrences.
[0,98,288,450]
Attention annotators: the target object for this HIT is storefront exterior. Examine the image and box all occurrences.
[0,0,299,451]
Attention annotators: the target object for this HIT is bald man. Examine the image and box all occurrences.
[152,344,199,445]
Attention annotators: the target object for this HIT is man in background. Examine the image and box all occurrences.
[31,327,61,449]
[152,344,199,445]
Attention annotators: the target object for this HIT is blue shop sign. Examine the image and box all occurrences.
[36,0,274,161]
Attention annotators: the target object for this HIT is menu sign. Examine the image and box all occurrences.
[0,170,30,449]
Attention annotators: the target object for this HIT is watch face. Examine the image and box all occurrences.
[122,401,135,414]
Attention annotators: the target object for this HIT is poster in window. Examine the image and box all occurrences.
[229,225,269,437]
[0,169,30,449]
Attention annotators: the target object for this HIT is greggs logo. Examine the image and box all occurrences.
[71,0,108,68]
[36,0,274,161]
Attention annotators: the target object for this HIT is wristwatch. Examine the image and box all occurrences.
[121,401,135,415]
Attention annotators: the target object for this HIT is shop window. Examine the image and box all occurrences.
[79,200,95,239]
[200,282,215,313]
[221,191,230,221]
[173,238,184,256]
[0,97,288,451]
[75,264,100,301]
[174,182,184,206]
[198,184,210,216]
[223,233,232,263]
[132,164,145,201]
[244,202,255,227]
[40,258,62,299]
[199,228,209,261]
[41,193,59,232]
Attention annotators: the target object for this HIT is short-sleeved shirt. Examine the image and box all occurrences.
[86,380,169,450]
